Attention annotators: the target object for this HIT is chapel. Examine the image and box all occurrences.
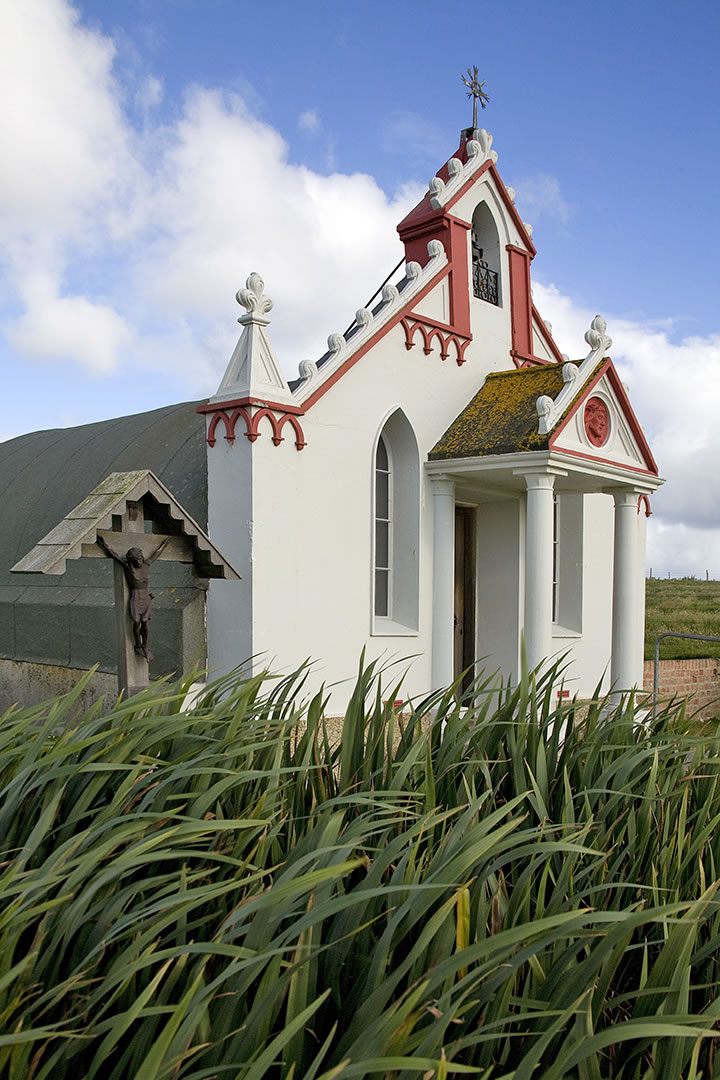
[0,112,662,711]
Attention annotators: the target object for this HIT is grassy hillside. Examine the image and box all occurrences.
[645,577,720,660]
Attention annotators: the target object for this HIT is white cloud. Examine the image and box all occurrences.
[0,0,134,246]
[513,174,573,226]
[7,272,132,374]
[298,109,320,133]
[0,2,420,379]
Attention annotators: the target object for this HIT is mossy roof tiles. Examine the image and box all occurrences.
[430,363,588,460]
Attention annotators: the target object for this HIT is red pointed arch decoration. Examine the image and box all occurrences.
[198,398,306,451]
[401,314,471,366]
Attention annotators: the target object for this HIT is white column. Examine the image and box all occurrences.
[523,472,556,672]
[611,489,640,690]
[431,475,456,691]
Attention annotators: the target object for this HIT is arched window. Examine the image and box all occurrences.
[471,202,501,307]
[373,410,419,633]
[374,435,391,617]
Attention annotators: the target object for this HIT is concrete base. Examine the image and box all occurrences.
[0,658,118,715]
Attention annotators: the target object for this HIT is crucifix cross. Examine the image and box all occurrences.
[461,66,489,131]
[10,470,241,701]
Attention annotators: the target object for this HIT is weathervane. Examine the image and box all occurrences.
[461,66,489,130]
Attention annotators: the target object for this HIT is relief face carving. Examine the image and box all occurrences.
[584,396,610,447]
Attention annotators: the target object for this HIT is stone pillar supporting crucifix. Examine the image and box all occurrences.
[11,470,241,699]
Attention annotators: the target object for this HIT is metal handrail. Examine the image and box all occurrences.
[652,632,720,716]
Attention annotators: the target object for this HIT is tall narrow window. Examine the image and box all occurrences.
[375,435,391,617]
[372,411,420,632]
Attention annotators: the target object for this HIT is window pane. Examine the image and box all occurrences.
[375,569,389,616]
[376,470,389,518]
[376,520,389,568]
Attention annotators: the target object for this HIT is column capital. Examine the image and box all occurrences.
[430,474,456,498]
[513,466,568,491]
[610,488,644,509]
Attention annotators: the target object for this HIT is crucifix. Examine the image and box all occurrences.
[461,66,489,131]
[11,470,240,699]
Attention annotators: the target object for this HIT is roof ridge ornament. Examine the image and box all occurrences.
[211,272,293,405]
[536,315,613,435]
[461,66,489,131]
[236,272,273,325]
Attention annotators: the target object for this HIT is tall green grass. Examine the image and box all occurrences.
[2,658,720,1078]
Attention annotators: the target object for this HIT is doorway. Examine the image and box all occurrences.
[454,506,477,690]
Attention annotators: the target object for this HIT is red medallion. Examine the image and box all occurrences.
[584,397,610,447]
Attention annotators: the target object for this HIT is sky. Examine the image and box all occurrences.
[2,0,720,577]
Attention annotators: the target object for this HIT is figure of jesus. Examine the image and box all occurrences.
[98,535,169,660]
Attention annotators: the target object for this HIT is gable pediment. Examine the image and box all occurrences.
[549,361,658,475]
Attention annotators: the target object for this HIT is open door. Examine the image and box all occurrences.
[454,506,476,691]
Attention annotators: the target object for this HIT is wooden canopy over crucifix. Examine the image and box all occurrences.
[11,470,240,699]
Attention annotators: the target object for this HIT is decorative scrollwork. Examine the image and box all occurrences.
[381,282,399,306]
[536,395,554,426]
[354,307,373,331]
[297,359,318,382]
[584,315,612,353]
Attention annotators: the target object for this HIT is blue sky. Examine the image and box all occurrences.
[2,0,720,575]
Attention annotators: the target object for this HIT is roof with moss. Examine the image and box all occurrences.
[429,363,576,460]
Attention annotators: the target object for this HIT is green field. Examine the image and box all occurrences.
[645,577,720,660]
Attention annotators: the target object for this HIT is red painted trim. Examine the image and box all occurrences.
[507,247,533,364]
[401,316,471,365]
[638,495,652,517]
[397,157,536,258]
[531,303,565,364]
[397,214,471,337]
[512,349,553,369]
[487,164,536,256]
[548,358,659,475]
[197,396,305,416]
[203,403,306,451]
[550,445,659,478]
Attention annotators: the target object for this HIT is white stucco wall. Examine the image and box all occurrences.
[204,169,654,711]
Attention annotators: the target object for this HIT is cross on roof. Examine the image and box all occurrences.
[461,66,489,131]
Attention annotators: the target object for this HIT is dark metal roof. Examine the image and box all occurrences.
[0,400,208,584]
[0,401,209,678]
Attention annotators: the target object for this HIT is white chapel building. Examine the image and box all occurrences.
[0,125,662,711]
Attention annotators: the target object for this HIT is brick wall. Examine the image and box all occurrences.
[643,658,720,718]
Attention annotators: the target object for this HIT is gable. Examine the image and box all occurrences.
[549,360,658,475]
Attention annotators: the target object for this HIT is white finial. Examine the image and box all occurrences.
[236,272,273,324]
[211,273,292,405]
